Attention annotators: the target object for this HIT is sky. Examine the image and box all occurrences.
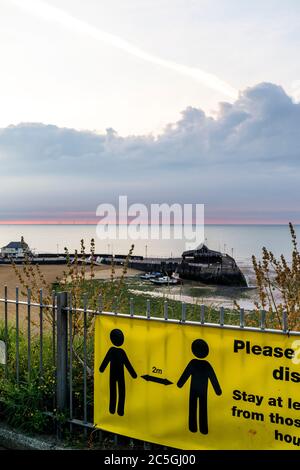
[0,0,300,224]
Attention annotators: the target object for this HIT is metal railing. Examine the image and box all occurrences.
[1,286,56,384]
[0,287,296,447]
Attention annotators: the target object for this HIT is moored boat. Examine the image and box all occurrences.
[140,272,163,280]
[150,275,180,286]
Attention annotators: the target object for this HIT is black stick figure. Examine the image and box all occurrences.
[177,339,222,434]
[99,329,137,416]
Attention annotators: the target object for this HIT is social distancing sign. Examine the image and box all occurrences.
[94,315,300,450]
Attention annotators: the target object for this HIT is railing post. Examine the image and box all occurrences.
[56,292,68,415]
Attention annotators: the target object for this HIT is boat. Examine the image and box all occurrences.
[140,272,163,280]
[150,275,180,286]
[129,243,247,287]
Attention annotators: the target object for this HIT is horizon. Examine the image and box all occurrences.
[0,221,299,226]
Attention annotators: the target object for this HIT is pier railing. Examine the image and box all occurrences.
[0,288,293,447]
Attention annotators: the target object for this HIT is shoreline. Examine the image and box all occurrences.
[0,264,141,295]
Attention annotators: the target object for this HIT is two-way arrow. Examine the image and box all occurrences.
[141,374,173,385]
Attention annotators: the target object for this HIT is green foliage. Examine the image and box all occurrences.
[59,240,135,312]
[0,379,52,433]
[252,222,300,330]
[0,322,55,433]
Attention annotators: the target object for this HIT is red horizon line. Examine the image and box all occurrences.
[0,219,297,225]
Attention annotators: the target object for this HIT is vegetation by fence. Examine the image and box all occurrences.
[0,287,295,448]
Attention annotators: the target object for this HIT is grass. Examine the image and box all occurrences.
[0,323,55,433]
[71,275,260,327]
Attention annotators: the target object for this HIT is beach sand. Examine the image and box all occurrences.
[0,264,140,328]
[0,264,140,296]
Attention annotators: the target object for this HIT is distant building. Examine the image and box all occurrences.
[1,239,31,258]
[182,244,223,265]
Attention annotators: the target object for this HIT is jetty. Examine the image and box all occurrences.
[128,244,247,287]
[0,239,247,287]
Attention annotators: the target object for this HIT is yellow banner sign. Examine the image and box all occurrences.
[94,315,300,450]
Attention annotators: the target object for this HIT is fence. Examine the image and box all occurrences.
[0,286,295,447]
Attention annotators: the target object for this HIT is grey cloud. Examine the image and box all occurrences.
[0,82,300,221]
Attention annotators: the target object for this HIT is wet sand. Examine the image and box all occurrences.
[67,266,141,282]
[0,264,140,328]
[0,261,260,325]
[0,264,140,297]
